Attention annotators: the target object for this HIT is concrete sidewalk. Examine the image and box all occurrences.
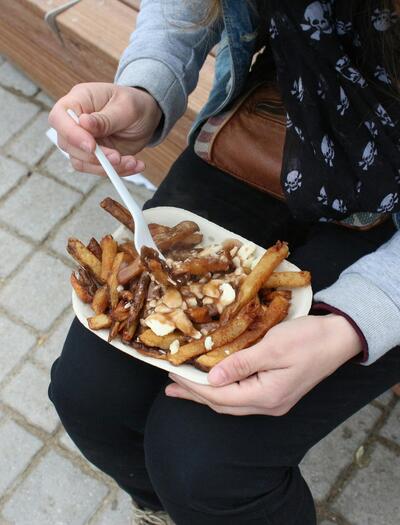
[0,57,398,525]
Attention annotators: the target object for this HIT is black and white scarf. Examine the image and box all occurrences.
[267,0,400,222]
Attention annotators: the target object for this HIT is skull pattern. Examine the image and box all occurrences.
[301,1,333,40]
[377,193,399,213]
[285,171,303,193]
[371,8,398,32]
[336,56,367,87]
[321,135,335,167]
[337,87,350,116]
[359,141,378,171]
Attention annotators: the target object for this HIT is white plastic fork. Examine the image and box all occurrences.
[67,109,163,258]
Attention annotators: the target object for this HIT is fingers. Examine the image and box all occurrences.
[78,93,137,139]
[49,95,96,153]
[207,343,265,386]
[69,155,144,176]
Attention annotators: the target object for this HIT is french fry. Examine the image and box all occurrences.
[153,221,200,251]
[110,301,130,322]
[139,330,186,350]
[168,299,260,366]
[100,198,135,231]
[119,241,138,261]
[264,271,311,289]
[132,341,168,360]
[141,247,172,286]
[87,238,102,259]
[122,273,150,342]
[108,252,125,309]
[100,235,118,282]
[195,295,290,371]
[260,289,292,304]
[223,241,289,321]
[92,285,109,314]
[117,258,144,285]
[172,256,230,277]
[70,272,93,303]
[186,306,212,324]
[67,238,103,282]
[175,232,203,248]
[88,314,112,330]
[108,320,121,342]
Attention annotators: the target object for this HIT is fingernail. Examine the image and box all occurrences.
[208,367,227,385]
[80,141,92,153]
[135,160,145,171]
[126,159,137,170]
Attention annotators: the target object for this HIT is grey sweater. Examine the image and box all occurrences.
[116,0,400,364]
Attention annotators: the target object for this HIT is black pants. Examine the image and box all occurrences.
[49,147,400,525]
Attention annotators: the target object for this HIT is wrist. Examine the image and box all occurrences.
[323,314,363,365]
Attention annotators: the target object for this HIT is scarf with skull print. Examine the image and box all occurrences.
[264,0,400,221]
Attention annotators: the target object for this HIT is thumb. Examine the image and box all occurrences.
[79,99,136,138]
[208,344,263,386]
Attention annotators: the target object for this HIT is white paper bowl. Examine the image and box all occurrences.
[72,207,313,384]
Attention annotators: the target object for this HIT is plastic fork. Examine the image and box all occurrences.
[67,109,163,258]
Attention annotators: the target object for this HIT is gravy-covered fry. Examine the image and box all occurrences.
[168,299,259,366]
[87,238,102,259]
[100,198,135,231]
[172,256,230,277]
[122,273,150,342]
[223,241,288,321]
[195,295,290,371]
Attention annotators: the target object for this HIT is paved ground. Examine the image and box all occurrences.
[0,57,398,525]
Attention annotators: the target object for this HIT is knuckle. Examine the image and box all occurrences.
[70,158,83,171]
[231,353,252,378]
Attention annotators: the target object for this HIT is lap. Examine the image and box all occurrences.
[52,145,399,461]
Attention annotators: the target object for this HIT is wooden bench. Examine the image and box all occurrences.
[0,0,215,186]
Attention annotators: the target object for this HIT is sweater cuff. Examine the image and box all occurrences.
[116,58,187,146]
[314,274,400,365]
[312,302,368,363]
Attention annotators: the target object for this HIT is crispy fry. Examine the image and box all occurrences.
[139,330,186,350]
[100,235,118,282]
[168,299,260,366]
[117,258,144,285]
[111,301,130,322]
[100,198,135,231]
[153,221,200,251]
[122,273,150,342]
[67,238,103,282]
[195,295,290,371]
[223,241,289,321]
[108,252,125,309]
[92,285,109,314]
[87,314,112,330]
[172,256,230,277]
[265,271,311,289]
[87,237,102,259]
[131,341,168,360]
[70,272,93,303]
[108,320,121,342]
[175,232,203,248]
[261,289,292,304]
[187,306,212,324]
[141,247,173,286]
[119,241,138,261]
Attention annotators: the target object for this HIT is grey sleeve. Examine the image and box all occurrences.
[315,229,400,365]
[115,0,222,145]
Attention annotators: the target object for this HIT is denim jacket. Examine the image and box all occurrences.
[116,0,400,363]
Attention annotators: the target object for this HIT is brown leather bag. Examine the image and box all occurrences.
[194,81,286,199]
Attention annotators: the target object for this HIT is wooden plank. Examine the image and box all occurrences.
[1,0,214,186]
